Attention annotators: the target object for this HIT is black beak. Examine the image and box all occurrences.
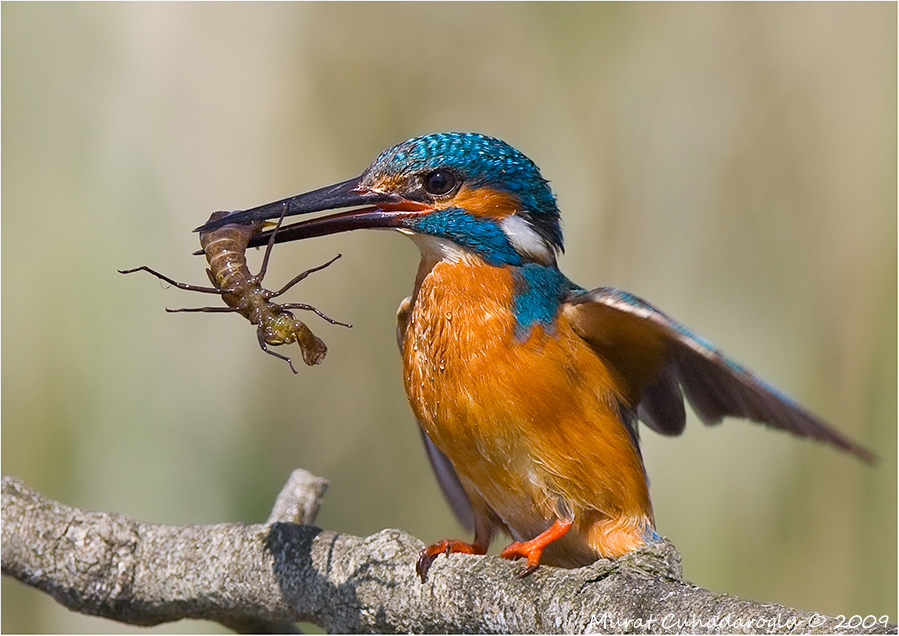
[194,175,430,250]
[195,175,402,229]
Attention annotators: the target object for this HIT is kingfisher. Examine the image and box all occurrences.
[197,132,873,581]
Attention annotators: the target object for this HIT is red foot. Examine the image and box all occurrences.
[500,518,573,577]
[416,539,487,583]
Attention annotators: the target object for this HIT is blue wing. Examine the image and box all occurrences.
[564,287,874,461]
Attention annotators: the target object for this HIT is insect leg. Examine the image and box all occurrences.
[166,307,240,313]
[279,303,352,327]
[256,327,298,374]
[267,254,343,300]
[256,202,289,282]
[119,266,221,294]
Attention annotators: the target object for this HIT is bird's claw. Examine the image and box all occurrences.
[500,541,543,578]
[415,547,443,583]
[416,539,486,583]
[500,518,572,578]
[518,562,540,578]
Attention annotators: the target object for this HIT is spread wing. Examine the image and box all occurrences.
[563,287,874,461]
[397,296,476,532]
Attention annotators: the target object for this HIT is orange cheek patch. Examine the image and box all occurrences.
[447,185,521,219]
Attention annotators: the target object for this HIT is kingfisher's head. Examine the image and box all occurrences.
[198,133,563,267]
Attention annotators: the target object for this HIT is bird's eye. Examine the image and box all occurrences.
[423,170,457,196]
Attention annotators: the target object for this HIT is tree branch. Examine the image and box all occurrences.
[2,473,892,634]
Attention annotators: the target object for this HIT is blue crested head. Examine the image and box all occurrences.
[361,133,564,266]
[204,133,565,268]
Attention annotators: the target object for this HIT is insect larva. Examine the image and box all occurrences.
[120,207,348,372]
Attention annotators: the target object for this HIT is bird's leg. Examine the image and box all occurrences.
[416,537,488,583]
[416,516,495,583]
[500,518,573,577]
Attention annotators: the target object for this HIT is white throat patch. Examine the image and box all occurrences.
[401,230,470,265]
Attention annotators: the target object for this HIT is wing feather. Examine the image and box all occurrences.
[565,288,874,461]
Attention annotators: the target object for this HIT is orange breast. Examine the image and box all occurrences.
[402,255,654,566]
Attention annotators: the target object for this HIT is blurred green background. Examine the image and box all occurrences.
[3,3,895,632]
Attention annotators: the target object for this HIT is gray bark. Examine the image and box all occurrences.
[2,471,893,634]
